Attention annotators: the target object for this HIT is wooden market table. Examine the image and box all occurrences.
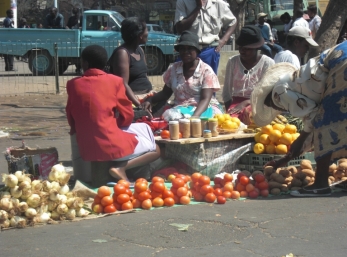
[155,131,255,144]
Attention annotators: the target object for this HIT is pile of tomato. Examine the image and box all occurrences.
[91,171,270,214]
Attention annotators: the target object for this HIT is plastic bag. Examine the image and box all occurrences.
[162,108,184,121]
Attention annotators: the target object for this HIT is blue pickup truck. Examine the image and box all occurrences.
[0,10,178,75]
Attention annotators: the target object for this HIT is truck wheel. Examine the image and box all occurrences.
[144,48,164,75]
[28,50,54,76]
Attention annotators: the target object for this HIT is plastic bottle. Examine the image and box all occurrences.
[208,118,219,137]
[179,119,191,138]
[191,118,202,138]
[169,120,179,140]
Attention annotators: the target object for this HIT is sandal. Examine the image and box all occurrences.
[290,187,332,197]
[332,181,347,192]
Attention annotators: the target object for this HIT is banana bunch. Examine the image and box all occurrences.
[270,114,288,125]
[243,127,261,133]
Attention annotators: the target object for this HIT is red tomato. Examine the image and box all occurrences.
[223,182,234,192]
[117,193,130,204]
[152,181,165,193]
[93,195,102,204]
[204,193,216,203]
[121,201,133,210]
[135,182,148,193]
[138,191,151,201]
[260,189,269,197]
[117,180,130,188]
[150,191,162,199]
[172,178,185,188]
[93,204,104,214]
[152,176,165,183]
[223,191,232,199]
[191,173,202,183]
[245,184,255,193]
[248,190,259,199]
[223,173,233,182]
[160,130,170,139]
[200,184,214,195]
[101,196,114,206]
[177,187,188,197]
[214,188,223,197]
[113,184,126,196]
[179,196,190,205]
[198,175,211,186]
[239,176,250,186]
[152,197,164,207]
[255,174,266,183]
[141,199,152,210]
[132,199,142,208]
[104,204,117,213]
[257,181,269,190]
[193,191,204,201]
[237,173,246,180]
[217,196,226,204]
[97,186,111,198]
[164,197,175,207]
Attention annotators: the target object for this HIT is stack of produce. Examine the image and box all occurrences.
[263,159,315,195]
[253,115,300,155]
[0,164,89,229]
[328,158,347,185]
[214,114,241,131]
[233,170,270,198]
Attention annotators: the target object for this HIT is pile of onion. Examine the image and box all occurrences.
[0,164,89,229]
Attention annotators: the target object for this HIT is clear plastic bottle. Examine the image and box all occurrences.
[179,119,191,138]
[169,120,179,140]
[191,118,202,138]
[208,118,219,137]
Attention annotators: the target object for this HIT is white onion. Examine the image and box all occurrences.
[0,210,8,220]
[51,181,61,191]
[0,191,11,198]
[73,197,84,209]
[51,210,60,220]
[59,173,71,186]
[10,186,22,198]
[0,197,13,211]
[76,208,89,217]
[38,212,50,223]
[66,191,75,198]
[27,194,41,208]
[47,200,58,212]
[49,190,60,201]
[40,204,48,214]
[10,216,26,228]
[42,181,52,192]
[18,202,29,213]
[49,164,65,182]
[58,194,67,204]
[56,204,68,215]
[25,208,37,219]
[10,197,20,208]
[65,208,76,220]
[21,188,32,200]
[66,197,75,208]
[14,171,25,182]
[59,184,70,195]
[18,180,31,190]
[2,174,18,187]
[31,180,43,191]
[22,175,32,183]
[0,219,10,229]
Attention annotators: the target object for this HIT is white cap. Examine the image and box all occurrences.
[257,12,267,19]
[288,27,319,47]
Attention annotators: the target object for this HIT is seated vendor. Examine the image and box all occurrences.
[66,45,161,183]
[142,30,224,119]
[222,25,274,125]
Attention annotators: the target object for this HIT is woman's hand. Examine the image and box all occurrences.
[141,101,153,119]
[228,100,250,115]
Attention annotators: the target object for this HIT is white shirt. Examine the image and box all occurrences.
[222,55,275,102]
[309,15,322,39]
[174,0,237,44]
[274,50,301,69]
[272,58,328,132]
[292,17,310,30]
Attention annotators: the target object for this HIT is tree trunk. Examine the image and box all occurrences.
[308,0,347,58]
[229,0,248,44]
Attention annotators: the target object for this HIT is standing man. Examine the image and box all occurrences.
[45,7,64,29]
[66,7,81,29]
[256,13,283,58]
[174,0,237,74]
[3,9,15,71]
[292,9,310,29]
[274,26,318,68]
[307,5,321,39]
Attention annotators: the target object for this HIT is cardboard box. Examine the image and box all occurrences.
[4,146,59,180]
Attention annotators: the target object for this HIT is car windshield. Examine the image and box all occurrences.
[111,12,124,26]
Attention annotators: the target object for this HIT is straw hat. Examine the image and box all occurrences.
[251,63,297,127]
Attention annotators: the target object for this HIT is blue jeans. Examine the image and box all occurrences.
[259,43,283,58]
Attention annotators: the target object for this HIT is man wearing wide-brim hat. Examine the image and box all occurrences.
[256,12,283,58]
[251,40,347,197]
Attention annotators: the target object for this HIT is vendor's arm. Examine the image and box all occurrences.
[114,77,134,127]
[175,0,202,34]
[192,88,214,117]
[65,81,76,135]
[222,58,234,110]
[141,85,173,118]
[111,49,141,107]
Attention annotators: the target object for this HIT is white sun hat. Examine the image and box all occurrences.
[251,63,298,127]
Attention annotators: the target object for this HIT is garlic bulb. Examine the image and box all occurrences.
[18,202,29,213]
[56,204,68,215]
[51,181,61,191]
[42,181,52,192]
[14,171,25,182]
[21,188,32,200]
[22,175,32,183]
[10,186,22,198]
[58,194,67,204]
[10,197,20,208]
[31,180,43,191]
[49,164,65,182]
[18,180,31,190]
[25,208,37,219]
[0,197,13,211]
[27,194,41,208]
[49,190,60,201]
[59,173,71,186]
[59,184,70,195]
[65,209,76,220]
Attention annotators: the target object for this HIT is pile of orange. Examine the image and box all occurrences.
[214,114,241,131]
[253,123,299,155]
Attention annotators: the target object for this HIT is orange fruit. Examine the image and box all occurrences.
[261,125,273,135]
[215,114,225,125]
[272,123,285,132]
[265,144,276,154]
[268,129,282,142]
[222,120,238,130]
[223,113,232,121]
[279,133,293,145]
[254,132,262,143]
[275,144,288,154]
[230,117,241,126]
[283,124,297,134]
[254,143,265,154]
[259,134,271,145]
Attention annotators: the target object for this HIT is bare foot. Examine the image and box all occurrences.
[109,167,129,181]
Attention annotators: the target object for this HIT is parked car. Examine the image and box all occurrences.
[0,11,178,75]
[146,24,166,33]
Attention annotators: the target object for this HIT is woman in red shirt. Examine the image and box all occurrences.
[66,45,160,182]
